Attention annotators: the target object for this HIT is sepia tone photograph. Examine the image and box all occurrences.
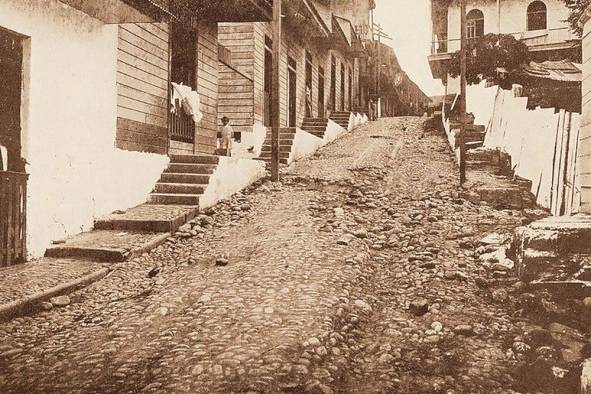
[1,0,591,393]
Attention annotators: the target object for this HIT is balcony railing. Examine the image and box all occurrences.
[431,27,578,56]
[0,171,28,267]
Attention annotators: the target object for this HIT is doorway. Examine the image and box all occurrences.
[348,67,353,111]
[0,27,27,267]
[0,27,23,172]
[318,66,325,118]
[264,35,273,127]
[287,57,297,127]
[170,22,197,144]
[305,51,313,118]
[330,55,336,112]
[340,63,345,111]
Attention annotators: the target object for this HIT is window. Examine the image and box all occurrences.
[466,9,484,39]
[527,1,547,31]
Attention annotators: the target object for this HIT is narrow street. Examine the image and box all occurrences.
[1,117,541,393]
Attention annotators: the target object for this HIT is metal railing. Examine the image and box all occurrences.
[431,27,577,55]
[0,171,28,267]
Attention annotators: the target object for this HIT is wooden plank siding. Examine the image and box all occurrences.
[116,22,169,154]
[580,23,591,212]
[219,21,361,131]
[218,23,256,132]
[195,21,220,154]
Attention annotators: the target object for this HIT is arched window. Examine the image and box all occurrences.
[467,9,484,39]
[527,1,547,31]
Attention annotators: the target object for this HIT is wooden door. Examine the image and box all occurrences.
[305,51,312,118]
[288,57,297,128]
[318,66,325,118]
[330,55,336,112]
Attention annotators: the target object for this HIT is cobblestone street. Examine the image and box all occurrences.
[0,117,549,393]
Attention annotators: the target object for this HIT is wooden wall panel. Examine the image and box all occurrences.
[195,21,219,154]
[116,22,169,154]
[218,23,256,132]
[218,63,254,133]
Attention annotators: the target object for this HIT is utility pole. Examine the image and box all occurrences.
[372,24,391,120]
[459,0,467,185]
[270,0,281,181]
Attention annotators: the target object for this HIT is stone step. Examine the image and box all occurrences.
[149,193,201,205]
[330,117,350,122]
[44,230,170,262]
[525,217,591,255]
[262,140,294,148]
[465,141,484,150]
[309,131,325,138]
[260,151,290,159]
[265,133,296,140]
[261,145,292,152]
[301,125,327,131]
[169,154,219,164]
[154,182,206,195]
[257,157,289,165]
[94,204,198,233]
[160,173,210,184]
[303,117,329,122]
[165,163,216,174]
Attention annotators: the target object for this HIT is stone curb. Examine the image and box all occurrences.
[0,267,111,322]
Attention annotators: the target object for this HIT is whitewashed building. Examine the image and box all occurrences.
[428,0,581,93]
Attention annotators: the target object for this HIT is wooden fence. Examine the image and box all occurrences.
[0,171,28,267]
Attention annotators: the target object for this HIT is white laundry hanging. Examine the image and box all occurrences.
[171,82,203,123]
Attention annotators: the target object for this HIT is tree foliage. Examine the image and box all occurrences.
[561,0,591,36]
[448,34,530,85]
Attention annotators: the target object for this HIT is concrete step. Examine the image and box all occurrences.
[160,173,210,184]
[169,154,219,164]
[165,163,216,174]
[45,230,170,262]
[154,182,206,194]
[149,193,201,205]
[94,204,198,233]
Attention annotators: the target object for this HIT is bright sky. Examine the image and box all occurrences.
[374,0,444,97]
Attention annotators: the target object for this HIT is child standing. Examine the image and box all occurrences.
[219,116,234,157]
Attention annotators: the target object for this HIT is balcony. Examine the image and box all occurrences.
[430,27,579,57]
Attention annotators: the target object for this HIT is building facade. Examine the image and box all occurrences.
[429,0,581,93]
[217,0,370,139]
[0,0,270,260]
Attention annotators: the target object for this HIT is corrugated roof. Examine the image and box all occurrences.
[520,60,582,82]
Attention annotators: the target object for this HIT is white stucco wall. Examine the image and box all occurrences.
[0,0,168,257]
[466,81,498,126]
[322,120,346,145]
[289,129,324,163]
[232,122,267,159]
[446,0,571,52]
[199,157,266,209]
